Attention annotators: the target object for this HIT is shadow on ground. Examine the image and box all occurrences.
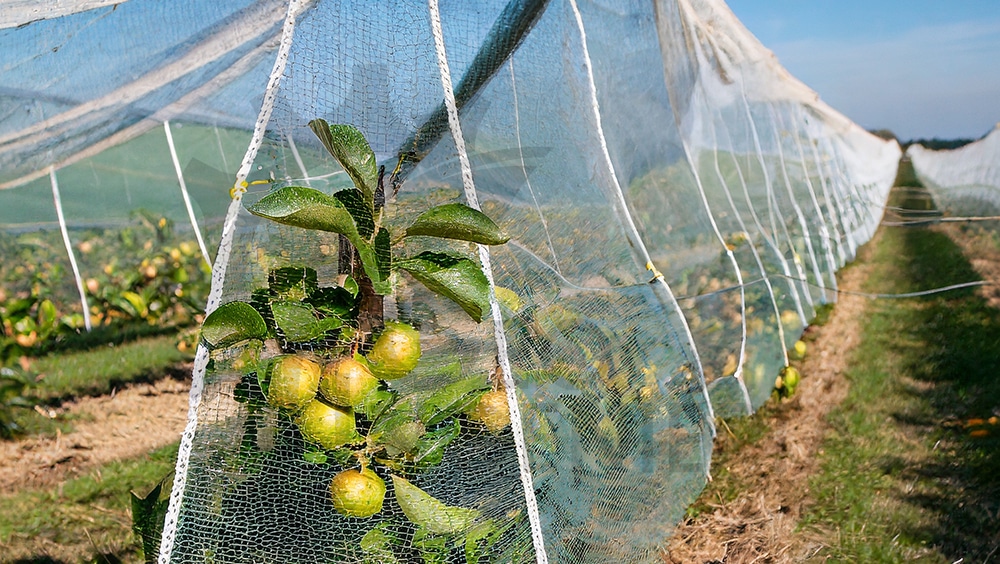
[882,187,1000,561]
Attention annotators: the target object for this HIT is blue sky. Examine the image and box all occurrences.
[725,0,1000,141]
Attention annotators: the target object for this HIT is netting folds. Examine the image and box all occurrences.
[154,1,900,562]
[907,125,1000,216]
[0,0,902,562]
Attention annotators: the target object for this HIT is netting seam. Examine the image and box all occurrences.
[816,136,858,258]
[768,107,827,302]
[738,92,810,325]
[0,0,286,155]
[49,166,93,331]
[672,14,754,413]
[509,60,561,273]
[569,0,717,434]
[286,132,312,186]
[675,114,752,413]
[0,36,280,192]
[808,134,848,265]
[164,120,213,269]
[709,117,790,367]
[157,1,306,562]
[787,113,839,291]
[426,1,549,562]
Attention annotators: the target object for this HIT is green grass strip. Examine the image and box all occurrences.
[0,442,177,563]
[28,334,189,402]
[802,187,1000,562]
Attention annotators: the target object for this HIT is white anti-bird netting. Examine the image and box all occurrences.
[907,124,1000,216]
[0,0,901,562]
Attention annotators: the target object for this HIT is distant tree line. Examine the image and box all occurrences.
[867,128,979,151]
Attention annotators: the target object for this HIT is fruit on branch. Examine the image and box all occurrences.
[330,468,385,518]
[320,357,379,408]
[266,355,321,412]
[367,321,421,379]
[295,398,358,450]
[782,366,801,395]
[470,389,511,433]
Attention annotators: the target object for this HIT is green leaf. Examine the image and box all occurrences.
[130,477,170,563]
[411,418,461,470]
[302,448,328,464]
[308,119,378,205]
[404,203,509,245]
[361,524,401,564]
[270,300,342,342]
[37,299,59,335]
[119,290,148,319]
[334,188,375,240]
[360,385,398,422]
[356,227,393,295]
[397,252,491,322]
[369,398,421,455]
[306,286,356,318]
[248,186,361,242]
[268,266,318,301]
[374,227,392,281]
[391,474,481,535]
[417,375,490,426]
[342,275,360,298]
[201,301,268,349]
[464,520,500,564]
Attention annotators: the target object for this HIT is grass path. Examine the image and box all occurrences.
[666,183,1000,562]
[1,336,190,563]
[799,187,1000,562]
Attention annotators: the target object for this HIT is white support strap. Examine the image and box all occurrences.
[676,112,752,413]
[739,93,810,326]
[426,1,549,562]
[567,0,716,432]
[287,133,312,186]
[164,120,213,269]
[49,166,92,332]
[710,117,790,368]
[157,1,307,562]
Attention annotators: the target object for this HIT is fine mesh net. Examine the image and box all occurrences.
[907,125,1000,216]
[0,0,904,562]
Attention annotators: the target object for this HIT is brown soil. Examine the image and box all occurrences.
[663,233,882,564]
[0,370,190,496]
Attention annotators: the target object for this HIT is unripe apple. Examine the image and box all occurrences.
[266,355,321,412]
[320,357,379,407]
[471,389,511,433]
[330,468,385,518]
[295,398,357,450]
[367,322,421,379]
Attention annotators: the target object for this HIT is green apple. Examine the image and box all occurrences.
[266,355,321,412]
[471,389,510,433]
[329,468,385,518]
[367,321,421,379]
[320,357,379,407]
[783,366,801,395]
[295,398,357,450]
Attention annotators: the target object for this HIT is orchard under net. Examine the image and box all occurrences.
[907,124,1000,217]
[0,0,902,562]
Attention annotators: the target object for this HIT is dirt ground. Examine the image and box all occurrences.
[663,232,882,563]
[0,371,190,496]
